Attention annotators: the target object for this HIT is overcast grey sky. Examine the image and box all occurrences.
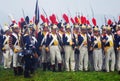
[0,0,120,26]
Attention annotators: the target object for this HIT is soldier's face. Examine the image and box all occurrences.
[14,28,20,33]
[66,28,71,32]
[107,30,111,34]
[102,30,106,34]
[74,28,79,33]
[60,27,64,32]
[94,31,99,36]
[81,29,86,34]
[52,29,56,33]
[43,27,48,32]
[88,29,92,33]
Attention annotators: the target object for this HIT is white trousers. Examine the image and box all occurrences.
[3,50,12,68]
[105,47,115,72]
[41,46,50,63]
[64,46,75,71]
[13,52,18,67]
[49,46,62,65]
[93,49,103,71]
[79,46,88,71]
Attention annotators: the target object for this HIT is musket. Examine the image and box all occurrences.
[104,15,107,25]
[22,8,26,20]
[90,5,94,18]
[67,9,72,17]
[67,9,73,38]
[42,8,48,18]
[113,16,117,24]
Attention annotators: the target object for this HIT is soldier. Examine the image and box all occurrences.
[63,24,76,71]
[87,25,94,71]
[90,27,103,71]
[29,24,38,70]
[2,25,12,69]
[37,23,50,71]
[57,22,65,70]
[78,24,88,71]
[23,27,37,78]
[114,24,120,74]
[102,25,115,72]
[9,24,23,76]
[46,24,62,72]
[101,25,107,71]
[73,24,80,71]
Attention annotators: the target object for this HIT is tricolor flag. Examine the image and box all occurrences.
[35,0,39,25]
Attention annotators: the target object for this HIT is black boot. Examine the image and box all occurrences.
[30,67,35,74]
[42,63,47,71]
[47,62,51,70]
[18,67,23,75]
[58,63,62,72]
[51,65,56,72]
[24,70,31,78]
[13,67,18,76]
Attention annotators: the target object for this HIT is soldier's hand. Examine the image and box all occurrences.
[2,47,6,51]
[102,39,106,43]
[83,41,87,45]
[14,48,20,53]
[70,41,74,45]
[45,47,49,52]
[117,47,120,51]
[39,46,42,50]
[89,47,93,51]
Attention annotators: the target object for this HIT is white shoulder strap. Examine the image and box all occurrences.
[41,32,48,45]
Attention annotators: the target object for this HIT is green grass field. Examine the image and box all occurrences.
[0,66,120,81]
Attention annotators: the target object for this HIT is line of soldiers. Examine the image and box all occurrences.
[1,21,120,78]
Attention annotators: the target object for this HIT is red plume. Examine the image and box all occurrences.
[63,14,69,23]
[40,14,46,23]
[70,17,75,24]
[92,18,97,26]
[20,18,24,22]
[74,17,79,24]
[18,21,21,28]
[12,20,16,24]
[30,20,33,23]
[119,16,120,21]
[83,17,86,24]
[107,19,112,25]
[81,16,84,24]
[46,18,49,25]
[52,14,58,24]
[49,15,58,25]
[86,20,90,25]
[49,16,54,24]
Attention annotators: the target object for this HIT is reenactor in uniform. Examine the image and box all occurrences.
[46,24,62,72]
[62,24,76,71]
[23,26,37,78]
[90,27,103,71]
[73,24,80,71]
[78,24,88,71]
[57,22,65,70]
[29,25,38,70]
[37,23,50,71]
[87,25,94,71]
[114,24,120,74]
[101,25,107,71]
[2,25,12,69]
[9,24,23,76]
[102,25,115,72]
